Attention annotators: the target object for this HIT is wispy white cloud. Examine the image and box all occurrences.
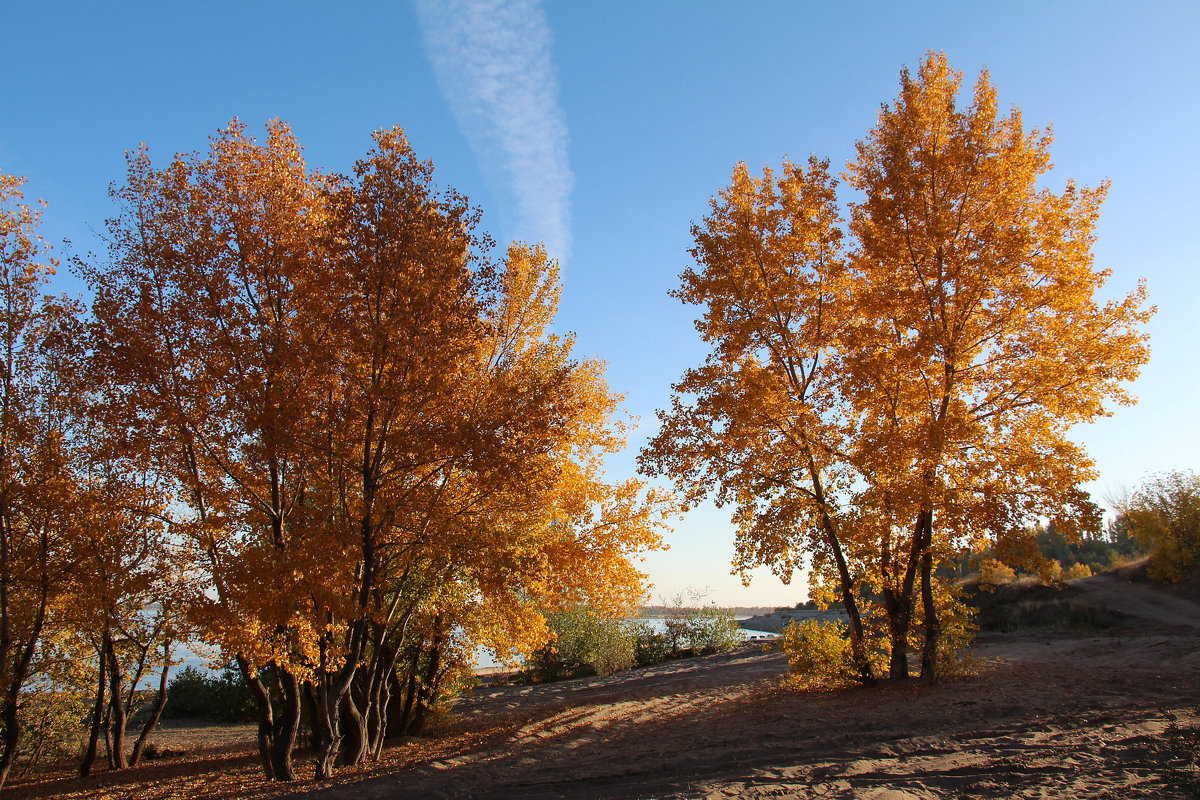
[415,0,573,263]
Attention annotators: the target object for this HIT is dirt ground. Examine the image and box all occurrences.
[9,572,1200,799]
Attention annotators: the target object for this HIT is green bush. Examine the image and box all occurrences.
[630,621,671,666]
[165,664,257,722]
[14,690,90,768]
[530,607,636,680]
[684,606,743,654]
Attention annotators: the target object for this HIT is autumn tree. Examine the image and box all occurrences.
[85,120,337,780]
[67,450,180,776]
[0,176,82,790]
[638,156,877,680]
[302,127,493,779]
[643,52,1151,682]
[1118,471,1200,582]
[87,121,670,781]
[311,236,672,773]
[843,52,1151,677]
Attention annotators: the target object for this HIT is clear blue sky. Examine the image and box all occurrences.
[4,1,1197,606]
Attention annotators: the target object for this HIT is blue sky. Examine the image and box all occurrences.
[3,1,1198,606]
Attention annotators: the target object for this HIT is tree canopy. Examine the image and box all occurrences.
[641,51,1152,682]
[0,119,671,785]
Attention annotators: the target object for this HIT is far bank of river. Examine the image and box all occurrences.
[473,616,783,672]
[735,607,849,634]
[169,613,812,678]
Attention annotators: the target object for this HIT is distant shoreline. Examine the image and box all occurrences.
[735,608,849,634]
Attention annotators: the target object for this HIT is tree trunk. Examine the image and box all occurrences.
[367,670,391,759]
[103,705,113,769]
[881,586,911,680]
[268,667,301,781]
[805,453,874,684]
[409,621,445,737]
[395,663,419,737]
[105,637,128,769]
[825,525,874,683]
[919,543,940,680]
[80,634,109,777]
[884,510,933,680]
[362,625,404,758]
[313,640,343,782]
[302,682,326,755]
[0,679,21,790]
[129,642,172,766]
[313,628,366,780]
[365,642,402,759]
[238,656,277,781]
[0,559,51,791]
[338,687,368,767]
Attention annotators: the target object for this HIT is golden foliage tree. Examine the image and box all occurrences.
[86,120,335,780]
[643,52,1152,682]
[0,176,82,790]
[638,156,877,680]
[86,121,669,781]
[1119,471,1200,583]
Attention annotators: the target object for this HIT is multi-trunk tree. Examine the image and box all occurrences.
[642,52,1152,681]
[86,120,669,781]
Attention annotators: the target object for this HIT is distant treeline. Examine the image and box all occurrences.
[637,605,778,618]
[942,521,1144,580]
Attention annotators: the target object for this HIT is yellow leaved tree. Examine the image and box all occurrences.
[86,121,670,781]
[642,52,1152,683]
[0,176,84,790]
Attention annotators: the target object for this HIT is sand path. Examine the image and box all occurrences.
[294,579,1200,798]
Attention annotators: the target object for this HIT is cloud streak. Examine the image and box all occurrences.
[415,0,573,262]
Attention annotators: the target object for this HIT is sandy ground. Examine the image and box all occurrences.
[10,572,1200,799]
[297,572,1200,799]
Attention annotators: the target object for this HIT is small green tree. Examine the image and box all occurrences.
[628,621,670,666]
[164,665,256,722]
[14,689,89,770]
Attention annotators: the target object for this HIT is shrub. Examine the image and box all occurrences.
[778,619,859,691]
[1162,710,1200,794]
[14,690,89,768]
[529,606,636,680]
[590,621,636,677]
[1064,562,1092,580]
[968,581,1125,631]
[977,557,1016,587]
[1037,558,1064,584]
[921,581,979,678]
[684,606,743,654]
[1123,471,1200,583]
[630,622,671,666]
